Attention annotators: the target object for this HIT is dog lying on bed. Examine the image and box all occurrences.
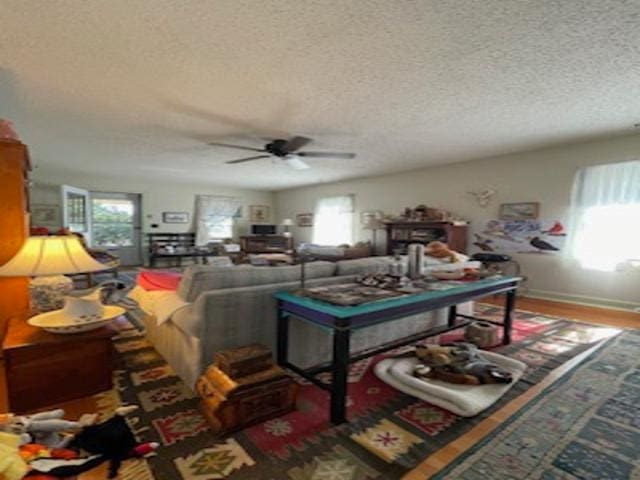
[402,343,513,385]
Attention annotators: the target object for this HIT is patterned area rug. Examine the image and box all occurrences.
[434,328,640,480]
[103,305,620,480]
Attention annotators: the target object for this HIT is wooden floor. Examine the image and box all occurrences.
[10,296,640,480]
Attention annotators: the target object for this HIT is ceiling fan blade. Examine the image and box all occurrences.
[208,142,266,152]
[285,136,312,152]
[225,155,271,164]
[284,155,311,170]
[297,151,356,159]
[161,99,289,138]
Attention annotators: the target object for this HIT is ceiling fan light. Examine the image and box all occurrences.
[284,154,310,170]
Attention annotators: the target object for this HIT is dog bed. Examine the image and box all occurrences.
[374,351,526,417]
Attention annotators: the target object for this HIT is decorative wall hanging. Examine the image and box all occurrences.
[467,188,497,208]
[297,213,313,227]
[249,205,270,223]
[162,212,189,223]
[499,202,540,220]
[31,204,60,226]
[473,219,566,254]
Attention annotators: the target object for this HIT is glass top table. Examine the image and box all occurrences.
[274,276,521,424]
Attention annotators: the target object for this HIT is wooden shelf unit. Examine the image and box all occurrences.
[147,232,217,267]
[385,221,468,254]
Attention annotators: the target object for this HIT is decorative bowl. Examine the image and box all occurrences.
[27,305,126,334]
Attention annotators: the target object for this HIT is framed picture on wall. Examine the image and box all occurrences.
[162,211,190,223]
[249,205,270,223]
[297,213,313,227]
[31,204,60,226]
[499,202,540,220]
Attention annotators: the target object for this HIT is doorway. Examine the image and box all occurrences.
[90,192,142,266]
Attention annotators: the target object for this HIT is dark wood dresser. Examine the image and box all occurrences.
[1,318,116,413]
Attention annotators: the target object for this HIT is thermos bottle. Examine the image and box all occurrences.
[408,243,425,279]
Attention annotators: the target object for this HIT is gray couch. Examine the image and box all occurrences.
[142,257,472,388]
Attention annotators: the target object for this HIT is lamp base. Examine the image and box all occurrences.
[29,275,73,313]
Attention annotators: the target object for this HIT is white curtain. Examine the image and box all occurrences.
[566,160,640,271]
[195,195,242,245]
[312,195,354,246]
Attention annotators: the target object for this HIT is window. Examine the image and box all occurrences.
[567,160,640,271]
[312,195,354,245]
[91,197,135,247]
[195,195,241,245]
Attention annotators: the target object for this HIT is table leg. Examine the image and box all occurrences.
[503,288,516,345]
[330,326,351,424]
[448,305,457,328]
[276,302,289,365]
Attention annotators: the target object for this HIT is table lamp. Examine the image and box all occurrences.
[282,218,294,237]
[363,217,384,255]
[0,235,108,313]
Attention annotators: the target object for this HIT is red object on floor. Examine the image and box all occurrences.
[132,441,159,457]
[137,270,182,291]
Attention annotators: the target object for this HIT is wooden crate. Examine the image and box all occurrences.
[197,345,298,435]
[213,343,273,378]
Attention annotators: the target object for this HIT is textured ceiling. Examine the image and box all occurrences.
[1,0,639,191]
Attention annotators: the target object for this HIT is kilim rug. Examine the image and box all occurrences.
[433,328,640,480]
[101,305,621,480]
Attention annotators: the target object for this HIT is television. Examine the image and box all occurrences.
[251,224,277,235]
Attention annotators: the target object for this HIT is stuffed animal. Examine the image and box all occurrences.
[0,431,28,480]
[22,406,158,479]
[412,343,513,385]
[425,241,460,263]
[0,410,81,448]
[67,405,158,479]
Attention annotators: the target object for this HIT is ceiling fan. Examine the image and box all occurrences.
[209,136,356,170]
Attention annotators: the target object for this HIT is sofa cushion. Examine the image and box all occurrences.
[137,270,183,291]
[335,256,398,276]
[177,261,336,301]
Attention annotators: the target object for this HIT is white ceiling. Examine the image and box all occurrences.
[1,0,639,191]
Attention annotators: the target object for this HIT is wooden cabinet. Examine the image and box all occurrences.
[240,235,293,254]
[385,221,468,254]
[2,317,115,413]
[0,140,31,412]
[0,141,30,329]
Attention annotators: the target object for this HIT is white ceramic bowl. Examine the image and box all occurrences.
[28,305,126,334]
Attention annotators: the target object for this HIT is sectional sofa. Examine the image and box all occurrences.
[135,257,473,388]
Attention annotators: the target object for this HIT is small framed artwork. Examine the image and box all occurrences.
[297,213,313,227]
[499,202,540,221]
[31,204,60,226]
[360,210,383,226]
[162,211,190,223]
[249,205,270,223]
